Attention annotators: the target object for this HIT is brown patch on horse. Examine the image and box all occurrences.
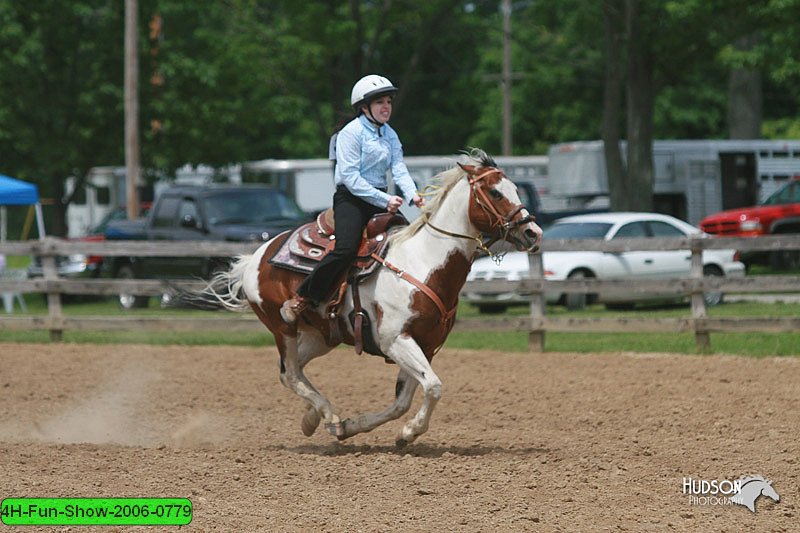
[251,233,354,346]
[466,169,521,234]
[403,249,473,360]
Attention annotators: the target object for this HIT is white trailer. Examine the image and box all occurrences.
[64,167,126,238]
[549,139,800,225]
[243,154,550,219]
[67,154,550,236]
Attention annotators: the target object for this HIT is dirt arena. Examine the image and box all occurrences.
[0,342,797,532]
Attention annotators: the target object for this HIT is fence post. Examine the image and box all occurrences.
[528,251,545,352]
[40,239,64,341]
[690,237,709,350]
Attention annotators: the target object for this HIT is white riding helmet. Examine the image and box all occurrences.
[350,74,398,109]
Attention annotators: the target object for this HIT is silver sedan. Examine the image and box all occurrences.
[464,212,746,312]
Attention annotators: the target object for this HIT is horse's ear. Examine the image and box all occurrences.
[459,163,476,174]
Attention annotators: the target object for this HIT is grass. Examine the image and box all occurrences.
[0,329,273,346]
[2,294,798,356]
[443,330,800,357]
[449,299,800,356]
[3,255,31,269]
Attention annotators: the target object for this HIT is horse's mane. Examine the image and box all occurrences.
[739,475,769,486]
[388,148,496,247]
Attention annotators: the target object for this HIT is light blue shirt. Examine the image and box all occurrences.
[334,115,417,208]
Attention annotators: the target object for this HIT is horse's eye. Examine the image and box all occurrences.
[489,189,503,200]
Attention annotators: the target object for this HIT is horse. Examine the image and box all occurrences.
[198,149,542,446]
[730,475,780,513]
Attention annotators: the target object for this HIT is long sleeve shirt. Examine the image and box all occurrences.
[334,115,417,208]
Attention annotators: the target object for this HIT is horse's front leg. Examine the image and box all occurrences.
[384,334,442,447]
[336,369,419,440]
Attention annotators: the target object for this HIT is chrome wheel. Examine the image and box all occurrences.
[116,264,149,310]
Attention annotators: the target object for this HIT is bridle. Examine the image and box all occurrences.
[422,166,538,259]
[467,167,536,234]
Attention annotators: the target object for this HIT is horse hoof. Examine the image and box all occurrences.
[301,408,321,437]
[395,438,408,449]
[326,422,345,437]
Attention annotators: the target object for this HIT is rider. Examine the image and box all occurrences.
[280,74,425,325]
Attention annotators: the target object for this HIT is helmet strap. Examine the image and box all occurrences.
[364,104,384,136]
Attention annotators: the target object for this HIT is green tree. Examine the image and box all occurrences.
[0,0,124,235]
[4,0,800,236]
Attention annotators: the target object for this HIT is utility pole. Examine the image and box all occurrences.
[124,0,140,219]
[501,0,513,155]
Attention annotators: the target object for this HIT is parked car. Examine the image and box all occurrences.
[27,203,152,281]
[512,176,607,227]
[699,175,800,270]
[103,184,309,309]
[464,212,746,312]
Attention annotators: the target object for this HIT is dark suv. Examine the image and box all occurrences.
[104,184,309,308]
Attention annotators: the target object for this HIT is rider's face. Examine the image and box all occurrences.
[364,95,393,124]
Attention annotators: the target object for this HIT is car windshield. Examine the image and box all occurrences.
[204,190,305,225]
[88,204,151,235]
[543,222,612,239]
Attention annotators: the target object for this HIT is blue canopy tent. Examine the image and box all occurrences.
[0,174,46,240]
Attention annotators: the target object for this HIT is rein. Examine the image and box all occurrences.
[420,212,494,258]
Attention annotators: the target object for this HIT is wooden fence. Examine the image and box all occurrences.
[1,235,799,351]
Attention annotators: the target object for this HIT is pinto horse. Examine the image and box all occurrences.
[200,149,542,446]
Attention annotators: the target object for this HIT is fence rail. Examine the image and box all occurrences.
[1,235,799,350]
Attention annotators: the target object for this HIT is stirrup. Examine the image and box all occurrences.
[280,296,309,325]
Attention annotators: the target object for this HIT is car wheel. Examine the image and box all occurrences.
[116,264,149,310]
[702,265,724,307]
[477,304,507,314]
[160,292,172,308]
[565,270,590,311]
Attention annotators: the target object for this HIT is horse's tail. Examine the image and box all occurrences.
[201,254,254,312]
[171,254,254,312]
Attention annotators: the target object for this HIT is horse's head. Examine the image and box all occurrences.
[458,160,543,252]
[761,479,780,502]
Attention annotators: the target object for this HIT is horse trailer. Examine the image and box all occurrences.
[549,139,800,225]
[242,154,550,220]
[67,155,551,236]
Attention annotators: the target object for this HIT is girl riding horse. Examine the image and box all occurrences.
[200,148,541,446]
[281,74,425,325]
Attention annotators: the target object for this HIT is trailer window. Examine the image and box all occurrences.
[95,186,110,205]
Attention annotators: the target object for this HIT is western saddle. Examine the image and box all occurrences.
[269,208,409,356]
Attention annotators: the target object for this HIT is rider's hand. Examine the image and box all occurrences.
[386,195,404,213]
[411,194,425,208]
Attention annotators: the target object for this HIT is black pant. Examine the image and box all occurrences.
[297,186,386,305]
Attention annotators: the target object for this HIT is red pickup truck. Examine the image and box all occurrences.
[699,176,800,269]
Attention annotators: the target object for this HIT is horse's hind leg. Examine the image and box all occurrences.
[336,369,419,440]
[276,330,339,436]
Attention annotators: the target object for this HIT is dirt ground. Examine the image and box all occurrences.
[0,342,797,532]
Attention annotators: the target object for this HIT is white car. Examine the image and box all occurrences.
[464,212,746,312]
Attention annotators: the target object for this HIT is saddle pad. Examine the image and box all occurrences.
[269,223,329,274]
[269,223,403,278]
